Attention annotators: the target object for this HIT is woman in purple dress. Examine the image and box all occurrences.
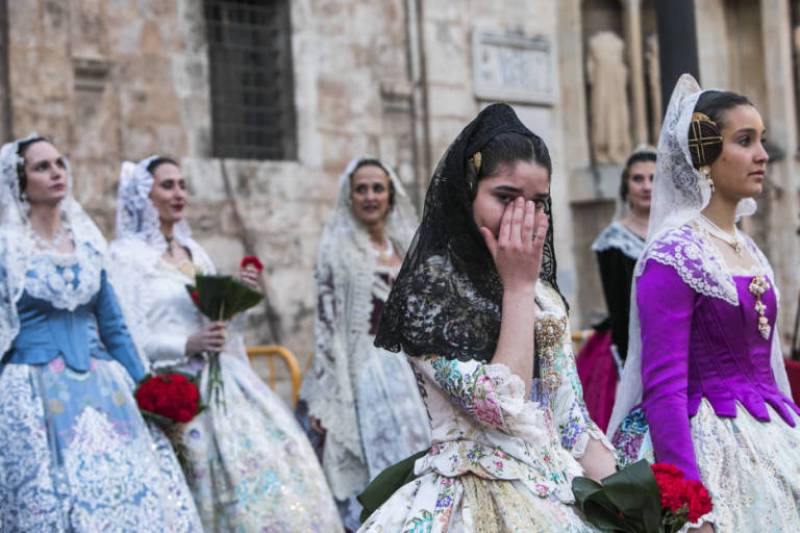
[609,75,800,531]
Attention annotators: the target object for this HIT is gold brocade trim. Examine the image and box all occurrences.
[461,474,557,533]
[535,315,568,391]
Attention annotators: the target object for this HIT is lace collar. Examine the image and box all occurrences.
[592,221,646,260]
[25,241,103,311]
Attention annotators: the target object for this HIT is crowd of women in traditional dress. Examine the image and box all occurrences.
[1,72,798,533]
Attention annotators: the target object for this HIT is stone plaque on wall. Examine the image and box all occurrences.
[472,30,555,105]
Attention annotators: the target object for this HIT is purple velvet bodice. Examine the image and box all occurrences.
[638,259,800,481]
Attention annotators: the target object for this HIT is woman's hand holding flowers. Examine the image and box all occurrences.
[186,321,228,355]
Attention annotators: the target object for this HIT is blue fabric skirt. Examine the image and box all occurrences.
[0,357,202,532]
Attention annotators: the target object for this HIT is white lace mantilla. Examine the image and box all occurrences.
[591,221,645,260]
[25,243,102,311]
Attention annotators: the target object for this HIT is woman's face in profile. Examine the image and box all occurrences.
[709,104,769,201]
[21,141,69,207]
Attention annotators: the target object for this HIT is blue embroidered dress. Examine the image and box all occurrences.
[0,240,202,532]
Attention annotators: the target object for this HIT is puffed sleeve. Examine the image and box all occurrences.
[637,259,700,480]
[412,354,532,433]
[94,270,146,382]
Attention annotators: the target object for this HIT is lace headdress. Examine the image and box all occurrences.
[608,75,791,435]
[375,103,566,362]
[0,134,108,356]
[318,156,418,261]
[115,156,192,251]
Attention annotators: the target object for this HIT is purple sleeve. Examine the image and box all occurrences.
[637,260,701,480]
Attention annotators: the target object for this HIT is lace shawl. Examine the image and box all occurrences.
[591,221,646,261]
[300,156,418,500]
[375,103,568,363]
[608,75,791,435]
[0,134,109,357]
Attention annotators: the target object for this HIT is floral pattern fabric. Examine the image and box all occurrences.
[359,282,610,532]
[0,249,201,532]
[613,400,800,531]
[110,240,342,532]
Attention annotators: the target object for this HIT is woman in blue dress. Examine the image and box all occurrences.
[0,134,202,532]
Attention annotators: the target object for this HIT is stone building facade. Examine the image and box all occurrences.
[2,0,800,377]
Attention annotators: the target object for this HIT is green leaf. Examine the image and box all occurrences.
[186,275,264,320]
[572,477,629,531]
[601,460,662,533]
[358,449,428,523]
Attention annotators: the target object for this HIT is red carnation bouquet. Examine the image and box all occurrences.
[185,256,264,407]
[572,460,713,532]
[135,372,203,427]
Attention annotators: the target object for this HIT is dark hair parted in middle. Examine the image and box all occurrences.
[465,132,552,199]
[16,136,49,195]
[146,156,180,176]
[619,149,657,201]
[688,90,752,169]
[349,157,396,208]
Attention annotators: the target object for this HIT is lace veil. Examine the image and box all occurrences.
[0,133,108,356]
[375,103,566,362]
[115,156,192,251]
[608,75,791,435]
[301,156,419,500]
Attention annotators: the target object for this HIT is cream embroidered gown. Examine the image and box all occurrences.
[110,237,342,533]
[359,282,610,532]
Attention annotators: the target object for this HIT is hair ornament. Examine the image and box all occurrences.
[688,112,723,168]
[472,151,482,173]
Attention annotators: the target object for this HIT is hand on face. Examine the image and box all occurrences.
[149,162,187,227]
[709,104,769,200]
[350,164,392,226]
[21,141,68,206]
[480,197,548,292]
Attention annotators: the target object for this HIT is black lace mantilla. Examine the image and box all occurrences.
[375,103,567,362]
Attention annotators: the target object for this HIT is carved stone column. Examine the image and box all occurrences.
[624,0,648,145]
[760,0,800,341]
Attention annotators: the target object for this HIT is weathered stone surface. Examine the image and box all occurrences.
[5,0,799,405]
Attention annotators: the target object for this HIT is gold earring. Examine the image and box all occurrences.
[700,165,714,193]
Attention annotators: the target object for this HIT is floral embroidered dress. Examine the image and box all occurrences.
[0,237,203,532]
[359,279,610,532]
[110,236,342,533]
[301,157,430,528]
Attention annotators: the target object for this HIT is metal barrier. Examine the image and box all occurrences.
[246,345,302,407]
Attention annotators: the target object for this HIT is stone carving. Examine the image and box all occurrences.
[586,31,631,165]
[645,33,662,144]
[472,31,555,105]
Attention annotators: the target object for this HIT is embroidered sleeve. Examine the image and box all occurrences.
[94,270,146,382]
[548,331,615,458]
[416,354,528,432]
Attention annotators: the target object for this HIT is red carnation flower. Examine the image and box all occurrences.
[240,255,264,273]
[135,373,203,426]
[190,290,200,306]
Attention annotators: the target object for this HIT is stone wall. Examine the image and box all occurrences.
[5,0,799,381]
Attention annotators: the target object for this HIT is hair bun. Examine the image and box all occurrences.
[688,112,723,168]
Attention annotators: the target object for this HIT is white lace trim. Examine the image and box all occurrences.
[25,243,102,311]
[591,221,646,260]
[639,223,739,306]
